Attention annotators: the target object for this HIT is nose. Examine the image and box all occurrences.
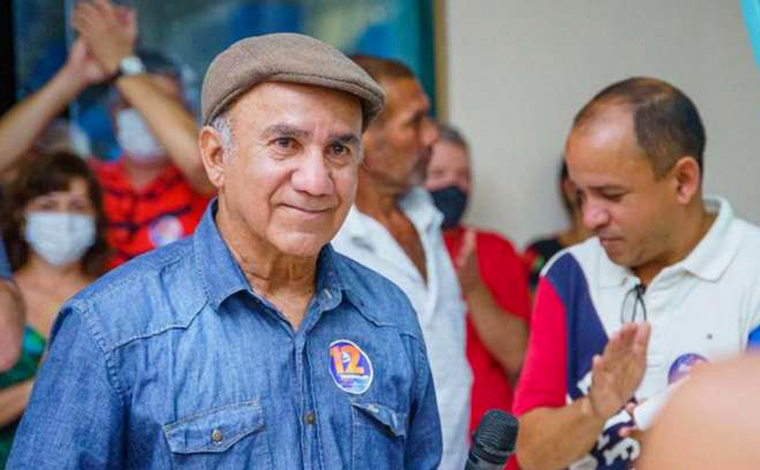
[291,150,334,196]
[582,198,610,231]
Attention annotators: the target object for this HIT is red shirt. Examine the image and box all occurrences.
[93,160,211,268]
[444,225,531,469]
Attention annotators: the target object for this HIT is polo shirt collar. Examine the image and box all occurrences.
[194,199,354,311]
[679,196,737,281]
[598,196,737,287]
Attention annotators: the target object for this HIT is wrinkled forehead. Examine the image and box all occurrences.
[226,82,363,134]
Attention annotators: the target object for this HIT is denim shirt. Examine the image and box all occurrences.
[7,202,442,469]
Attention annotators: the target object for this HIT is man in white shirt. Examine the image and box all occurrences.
[332,56,472,470]
[514,77,760,470]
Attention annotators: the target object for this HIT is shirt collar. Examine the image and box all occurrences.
[341,186,443,250]
[598,195,737,287]
[679,196,738,281]
[193,200,250,310]
[194,199,354,311]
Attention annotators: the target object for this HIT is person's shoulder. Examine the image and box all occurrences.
[543,236,600,275]
[64,237,206,352]
[331,250,425,342]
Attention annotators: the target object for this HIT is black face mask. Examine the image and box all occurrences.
[429,185,468,230]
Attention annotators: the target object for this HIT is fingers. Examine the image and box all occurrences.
[455,229,476,268]
[633,322,651,352]
[92,0,116,18]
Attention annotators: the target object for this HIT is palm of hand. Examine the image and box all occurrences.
[588,323,651,420]
[67,39,109,85]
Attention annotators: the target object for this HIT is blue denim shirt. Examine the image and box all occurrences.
[7,202,442,469]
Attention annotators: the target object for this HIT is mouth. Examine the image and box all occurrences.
[599,236,623,248]
[281,204,334,217]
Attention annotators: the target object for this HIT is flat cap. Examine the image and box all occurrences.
[201,33,385,130]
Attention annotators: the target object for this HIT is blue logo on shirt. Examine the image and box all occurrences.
[329,340,373,394]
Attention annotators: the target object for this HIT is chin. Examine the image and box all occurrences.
[272,232,329,258]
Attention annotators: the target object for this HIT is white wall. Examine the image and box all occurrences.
[445,0,760,248]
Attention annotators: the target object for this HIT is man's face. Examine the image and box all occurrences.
[211,82,362,258]
[363,77,439,191]
[424,140,471,193]
[565,107,679,269]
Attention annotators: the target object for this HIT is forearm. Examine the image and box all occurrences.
[116,75,213,194]
[0,379,34,427]
[0,281,25,371]
[465,283,528,376]
[0,68,86,173]
[516,399,606,470]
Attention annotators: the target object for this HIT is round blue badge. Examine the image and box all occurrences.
[328,340,373,395]
[668,353,709,384]
[149,215,184,247]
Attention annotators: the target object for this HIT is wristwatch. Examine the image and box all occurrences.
[112,55,146,81]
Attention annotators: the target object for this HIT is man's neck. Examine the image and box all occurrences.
[634,200,716,285]
[215,205,318,327]
[354,169,407,221]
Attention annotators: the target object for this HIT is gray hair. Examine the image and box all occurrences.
[210,113,236,158]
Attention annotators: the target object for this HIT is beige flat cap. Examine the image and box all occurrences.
[201,33,385,130]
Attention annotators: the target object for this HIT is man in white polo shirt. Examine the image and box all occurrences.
[513,77,760,470]
[332,56,471,469]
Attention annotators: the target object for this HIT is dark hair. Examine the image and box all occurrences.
[2,152,109,277]
[349,55,414,85]
[573,77,706,177]
[437,123,469,151]
[558,159,576,214]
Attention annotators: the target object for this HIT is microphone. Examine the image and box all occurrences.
[465,409,519,470]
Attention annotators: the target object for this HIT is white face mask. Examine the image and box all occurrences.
[115,108,165,163]
[24,212,96,267]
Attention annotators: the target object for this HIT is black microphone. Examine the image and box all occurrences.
[465,409,519,470]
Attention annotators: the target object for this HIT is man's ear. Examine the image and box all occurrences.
[199,126,226,189]
[672,156,701,205]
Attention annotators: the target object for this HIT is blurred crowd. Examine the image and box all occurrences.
[1,1,759,470]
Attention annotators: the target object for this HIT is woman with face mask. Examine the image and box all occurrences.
[0,151,109,467]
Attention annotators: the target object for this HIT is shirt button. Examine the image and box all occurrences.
[211,429,223,443]
[305,412,315,425]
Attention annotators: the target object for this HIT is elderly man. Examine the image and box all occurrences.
[0,237,24,371]
[332,57,472,469]
[7,34,442,469]
[514,77,760,470]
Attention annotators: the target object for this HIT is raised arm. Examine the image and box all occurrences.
[72,0,214,195]
[516,321,650,470]
[0,38,108,174]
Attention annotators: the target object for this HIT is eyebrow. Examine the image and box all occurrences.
[263,123,360,148]
[262,123,310,140]
[329,132,361,148]
[590,185,628,192]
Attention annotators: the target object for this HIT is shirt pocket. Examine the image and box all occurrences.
[163,400,271,468]
[351,401,407,469]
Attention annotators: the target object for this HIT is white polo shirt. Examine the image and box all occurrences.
[514,196,760,469]
[332,187,472,470]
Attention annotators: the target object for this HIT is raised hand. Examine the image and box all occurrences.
[63,37,110,86]
[455,228,482,295]
[71,0,138,75]
[588,322,651,421]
